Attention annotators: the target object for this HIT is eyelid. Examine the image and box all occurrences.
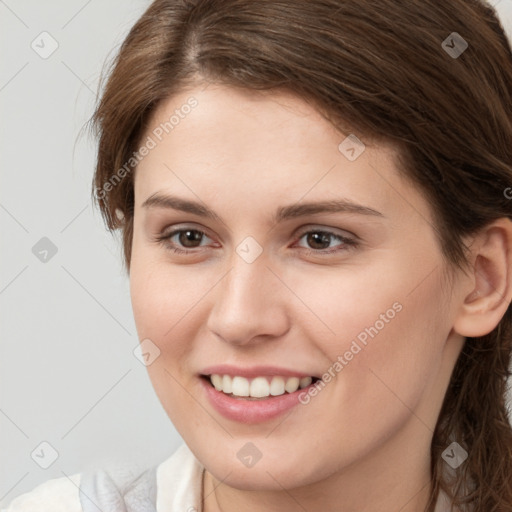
[160,223,213,240]
[294,224,357,239]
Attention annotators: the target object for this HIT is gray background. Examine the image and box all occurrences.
[1,0,512,506]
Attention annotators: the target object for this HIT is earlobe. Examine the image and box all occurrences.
[115,208,126,225]
[453,219,512,338]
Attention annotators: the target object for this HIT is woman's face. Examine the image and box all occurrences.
[130,84,465,490]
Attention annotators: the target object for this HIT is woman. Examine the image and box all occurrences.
[4,0,512,510]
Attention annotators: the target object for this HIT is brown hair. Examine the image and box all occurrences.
[90,0,512,510]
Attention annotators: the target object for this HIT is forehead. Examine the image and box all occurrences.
[133,85,430,227]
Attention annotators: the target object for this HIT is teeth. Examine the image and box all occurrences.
[299,376,312,389]
[208,374,315,398]
[222,374,232,394]
[211,374,223,391]
[250,377,269,398]
[284,376,300,393]
[270,376,285,396]
[232,376,249,396]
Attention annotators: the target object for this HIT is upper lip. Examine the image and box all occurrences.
[200,364,319,379]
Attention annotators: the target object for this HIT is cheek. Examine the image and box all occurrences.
[288,259,448,415]
[129,247,189,364]
[129,240,203,341]
[129,256,205,428]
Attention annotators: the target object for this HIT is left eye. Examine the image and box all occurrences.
[294,230,356,253]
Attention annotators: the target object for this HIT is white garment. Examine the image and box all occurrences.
[2,443,455,511]
[1,444,202,512]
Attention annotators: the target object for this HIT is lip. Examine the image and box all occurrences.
[200,364,318,379]
[199,374,318,424]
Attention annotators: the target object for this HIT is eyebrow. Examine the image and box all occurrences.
[141,193,384,224]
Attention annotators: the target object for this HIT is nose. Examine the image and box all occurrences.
[206,254,290,347]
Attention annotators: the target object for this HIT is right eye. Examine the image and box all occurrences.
[155,227,214,254]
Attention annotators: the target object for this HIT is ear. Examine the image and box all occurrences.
[453,218,512,338]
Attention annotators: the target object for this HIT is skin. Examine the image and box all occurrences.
[129,84,512,512]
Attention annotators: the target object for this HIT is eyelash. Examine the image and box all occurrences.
[154,226,358,257]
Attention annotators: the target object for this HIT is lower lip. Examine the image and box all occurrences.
[200,376,316,424]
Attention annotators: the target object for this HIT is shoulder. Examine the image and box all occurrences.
[1,473,82,512]
[1,444,203,512]
[156,443,205,510]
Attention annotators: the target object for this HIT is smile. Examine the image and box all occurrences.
[207,374,318,399]
[199,374,321,423]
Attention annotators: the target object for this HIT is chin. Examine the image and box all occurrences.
[198,440,333,491]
